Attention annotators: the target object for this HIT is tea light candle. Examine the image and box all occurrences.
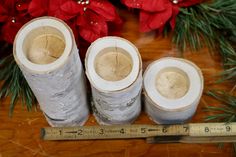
[13,17,89,127]
[143,57,203,124]
[85,37,142,125]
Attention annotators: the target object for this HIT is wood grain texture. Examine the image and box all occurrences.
[0,8,235,157]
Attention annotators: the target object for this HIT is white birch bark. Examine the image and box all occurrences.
[91,73,142,124]
[143,57,204,124]
[13,17,89,127]
[85,37,142,125]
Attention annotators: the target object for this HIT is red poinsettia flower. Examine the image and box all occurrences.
[0,0,31,43]
[28,0,122,42]
[78,0,122,42]
[122,0,201,32]
[28,0,84,20]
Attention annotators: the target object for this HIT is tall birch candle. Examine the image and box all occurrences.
[13,17,89,127]
[85,37,142,125]
[143,57,203,124]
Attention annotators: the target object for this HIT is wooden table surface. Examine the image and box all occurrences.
[0,8,235,157]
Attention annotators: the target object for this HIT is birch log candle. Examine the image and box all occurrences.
[85,37,142,125]
[13,17,89,127]
[143,57,203,124]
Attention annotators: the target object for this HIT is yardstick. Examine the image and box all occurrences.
[41,122,236,143]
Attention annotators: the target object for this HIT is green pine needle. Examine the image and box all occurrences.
[218,37,236,83]
[205,90,236,152]
[173,0,236,83]
[0,55,36,116]
[205,90,236,123]
[174,0,236,53]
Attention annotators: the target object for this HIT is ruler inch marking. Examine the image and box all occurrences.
[41,123,236,142]
[189,123,236,137]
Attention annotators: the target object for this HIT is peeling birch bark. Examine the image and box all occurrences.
[13,17,89,127]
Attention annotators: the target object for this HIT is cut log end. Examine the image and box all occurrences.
[95,47,133,81]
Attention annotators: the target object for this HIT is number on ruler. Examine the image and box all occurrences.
[141,128,146,133]
[78,129,83,135]
[99,129,104,135]
[162,127,167,133]
[59,130,62,135]
[204,127,210,133]
[120,128,125,134]
[226,126,231,132]
[183,126,189,132]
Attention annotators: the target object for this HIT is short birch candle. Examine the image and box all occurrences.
[143,57,203,124]
[85,36,142,125]
[13,17,89,127]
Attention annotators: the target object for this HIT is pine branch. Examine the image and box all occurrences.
[217,37,236,83]
[174,0,236,53]
[0,55,37,116]
[173,0,236,83]
[205,90,236,123]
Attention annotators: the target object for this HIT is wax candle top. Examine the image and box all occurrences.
[27,34,65,64]
[155,68,189,99]
[95,47,132,81]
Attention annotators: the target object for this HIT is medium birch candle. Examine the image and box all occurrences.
[85,36,142,125]
[13,17,89,127]
[143,57,203,124]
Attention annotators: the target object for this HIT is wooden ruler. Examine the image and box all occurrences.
[41,122,236,143]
